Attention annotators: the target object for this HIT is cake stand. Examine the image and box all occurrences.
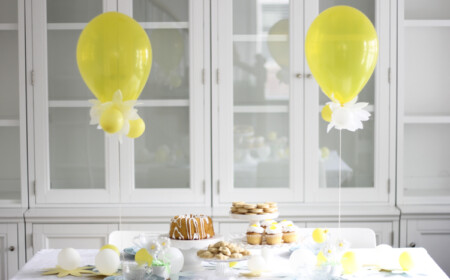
[160,234,223,272]
[230,212,279,225]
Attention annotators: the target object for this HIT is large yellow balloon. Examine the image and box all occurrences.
[305,6,378,104]
[268,19,289,68]
[77,12,152,103]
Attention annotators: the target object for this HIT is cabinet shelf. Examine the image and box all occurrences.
[403,116,450,124]
[47,22,189,30]
[48,99,189,108]
[0,120,20,127]
[403,20,450,27]
[233,34,287,42]
[233,105,288,113]
[0,23,18,30]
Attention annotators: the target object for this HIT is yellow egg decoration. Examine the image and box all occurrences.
[316,251,327,266]
[399,251,414,271]
[321,104,332,122]
[312,228,326,243]
[127,118,146,138]
[100,244,120,256]
[100,107,124,134]
[135,248,153,266]
[341,251,359,274]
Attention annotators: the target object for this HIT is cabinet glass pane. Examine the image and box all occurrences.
[405,27,450,115]
[404,124,450,197]
[49,108,105,189]
[135,107,190,189]
[140,29,189,100]
[318,0,375,189]
[234,113,289,188]
[405,0,450,20]
[48,30,91,100]
[47,0,102,23]
[0,127,20,201]
[233,0,289,106]
[0,0,17,23]
[0,31,19,119]
[133,0,189,22]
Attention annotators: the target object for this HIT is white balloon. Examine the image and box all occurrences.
[95,248,120,275]
[376,244,395,268]
[158,247,184,274]
[57,248,81,271]
[248,255,266,273]
[289,249,316,271]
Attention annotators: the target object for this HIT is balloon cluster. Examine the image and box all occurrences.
[77,12,152,140]
[306,6,378,132]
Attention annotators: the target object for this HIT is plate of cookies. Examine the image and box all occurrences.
[196,241,251,262]
[230,202,279,221]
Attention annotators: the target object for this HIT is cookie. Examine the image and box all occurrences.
[257,203,269,209]
[232,201,245,207]
[264,207,278,213]
[250,208,264,214]
[237,208,248,214]
[243,203,257,209]
[199,251,214,259]
[215,253,229,260]
[230,253,243,259]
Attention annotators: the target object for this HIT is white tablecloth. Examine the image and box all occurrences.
[11,248,449,280]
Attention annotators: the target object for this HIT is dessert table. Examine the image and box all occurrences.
[11,247,449,280]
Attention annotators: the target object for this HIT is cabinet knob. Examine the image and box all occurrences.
[295,73,302,79]
[306,73,312,79]
[8,246,15,252]
[409,242,416,248]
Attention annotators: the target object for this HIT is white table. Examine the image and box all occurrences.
[12,248,449,280]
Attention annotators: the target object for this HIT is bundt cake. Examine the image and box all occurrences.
[169,214,214,240]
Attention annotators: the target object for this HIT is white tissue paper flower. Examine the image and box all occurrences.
[326,96,371,133]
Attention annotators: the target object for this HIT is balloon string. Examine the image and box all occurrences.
[338,129,342,238]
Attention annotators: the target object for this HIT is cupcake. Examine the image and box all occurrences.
[282,223,298,243]
[279,219,293,227]
[265,225,282,245]
[260,219,274,230]
[246,223,264,245]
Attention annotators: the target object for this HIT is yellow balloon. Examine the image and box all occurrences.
[341,251,359,274]
[399,251,414,271]
[268,19,289,68]
[100,244,120,256]
[77,12,152,103]
[316,251,327,266]
[312,228,326,243]
[100,107,124,134]
[305,6,378,104]
[135,248,153,266]
[127,118,146,139]
[321,104,332,122]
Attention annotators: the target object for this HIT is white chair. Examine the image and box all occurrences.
[109,231,161,251]
[298,228,377,248]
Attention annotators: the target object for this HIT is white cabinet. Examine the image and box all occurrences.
[30,0,210,206]
[397,0,450,204]
[32,224,117,253]
[404,218,450,276]
[0,224,19,280]
[212,0,393,205]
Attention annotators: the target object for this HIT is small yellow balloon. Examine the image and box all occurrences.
[100,107,124,134]
[316,251,327,266]
[321,104,332,122]
[399,251,414,271]
[135,248,153,266]
[127,118,146,139]
[100,244,120,256]
[341,251,359,274]
[312,228,326,243]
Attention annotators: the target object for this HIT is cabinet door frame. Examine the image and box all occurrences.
[117,0,210,205]
[0,224,19,279]
[212,0,305,204]
[304,0,392,203]
[30,0,121,205]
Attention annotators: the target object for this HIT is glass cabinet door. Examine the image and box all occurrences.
[398,0,450,203]
[0,0,26,206]
[33,0,120,204]
[304,0,391,202]
[118,0,208,204]
[215,0,304,203]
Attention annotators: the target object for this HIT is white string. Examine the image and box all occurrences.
[338,129,342,238]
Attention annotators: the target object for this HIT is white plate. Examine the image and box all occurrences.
[198,255,251,263]
[229,212,279,222]
[159,234,223,250]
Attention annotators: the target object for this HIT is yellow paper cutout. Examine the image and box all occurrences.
[42,266,95,277]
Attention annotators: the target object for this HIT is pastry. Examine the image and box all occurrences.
[282,223,299,243]
[265,225,283,245]
[246,223,264,245]
[169,214,214,240]
[198,241,249,260]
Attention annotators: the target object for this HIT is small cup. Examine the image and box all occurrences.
[122,261,147,280]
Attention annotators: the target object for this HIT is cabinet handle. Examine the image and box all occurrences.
[8,246,15,252]
[409,242,416,248]
[295,73,302,79]
[306,73,312,79]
